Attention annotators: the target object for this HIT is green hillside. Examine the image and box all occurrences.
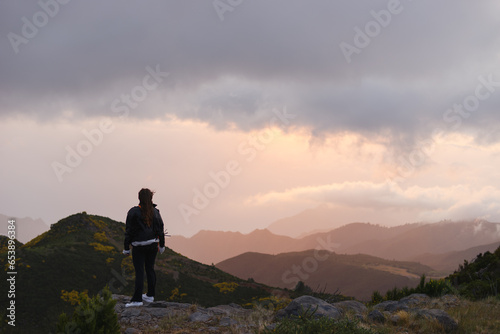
[448,245,500,300]
[0,212,273,333]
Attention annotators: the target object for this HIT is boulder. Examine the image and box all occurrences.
[367,309,385,323]
[219,317,238,327]
[188,311,212,323]
[415,309,458,333]
[333,300,367,315]
[399,293,430,307]
[373,300,409,313]
[278,295,342,320]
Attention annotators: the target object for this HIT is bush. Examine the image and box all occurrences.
[370,275,455,304]
[448,249,500,300]
[56,286,119,334]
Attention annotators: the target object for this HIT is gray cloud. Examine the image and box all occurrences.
[1,0,499,142]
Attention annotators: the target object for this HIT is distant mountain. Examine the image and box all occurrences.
[296,222,422,253]
[411,241,500,274]
[0,213,49,243]
[171,220,500,275]
[0,213,274,334]
[339,220,500,261]
[267,204,344,238]
[168,229,300,264]
[216,250,434,301]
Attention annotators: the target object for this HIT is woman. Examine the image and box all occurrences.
[123,188,165,307]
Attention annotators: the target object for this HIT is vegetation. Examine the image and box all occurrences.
[370,274,455,304]
[370,245,500,304]
[57,286,120,334]
[448,296,500,333]
[264,307,377,334]
[291,281,350,304]
[448,248,500,300]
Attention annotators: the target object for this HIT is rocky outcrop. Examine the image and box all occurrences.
[415,309,458,333]
[276,295,343,320]
[114,294,256,333]
[113,293,460,333]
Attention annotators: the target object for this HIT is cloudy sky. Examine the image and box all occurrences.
[1,0,500,237]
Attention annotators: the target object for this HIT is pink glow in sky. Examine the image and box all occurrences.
[2,1,500,236]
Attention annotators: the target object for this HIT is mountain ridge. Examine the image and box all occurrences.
[168,220,500,274]
[216,249,435,300]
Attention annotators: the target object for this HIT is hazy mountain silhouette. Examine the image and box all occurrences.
[296,222,422,253]
[338,220,500,260]
[410,241,500,273]
[168,229,300,264]
[267,204,343,237]
[0,213,49,243]
[216,250,434,300]
[169,220,500,275]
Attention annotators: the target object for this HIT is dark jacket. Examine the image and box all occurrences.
[124,205,165,251]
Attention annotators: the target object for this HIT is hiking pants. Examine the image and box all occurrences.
[131,243,158,302]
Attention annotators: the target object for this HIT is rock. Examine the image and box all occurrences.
[229,303,243,309]
[434,294,461,309]
[204,326,219,332]
[415,309,458,333]
[333,300,367,315]
[124,328,138,334]
[367,309,385,323]
[208,304,248,316]
[151,301,192,309]
[373,300,409,313]
[219,316,238,327]
[189,311,213,323]
[121,308,141,318]
[399,293,430,307]
[278,295,342,320]
[143,307,172,317]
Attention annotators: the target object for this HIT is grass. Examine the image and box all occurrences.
[266,316,378,334]
[448,296,500,334]
[144,313,193,333]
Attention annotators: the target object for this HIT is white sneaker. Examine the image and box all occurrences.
[142,294,154,303]
[125,301,143,307]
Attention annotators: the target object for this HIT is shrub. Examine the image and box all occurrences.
[56,286,120,334]
[61,289,88,306]
[89,242,114,253]
[213,282,239,294]
[371,275,455,304]
[447,249,500,300]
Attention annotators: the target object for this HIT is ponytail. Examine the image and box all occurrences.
[138,188,155,227]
